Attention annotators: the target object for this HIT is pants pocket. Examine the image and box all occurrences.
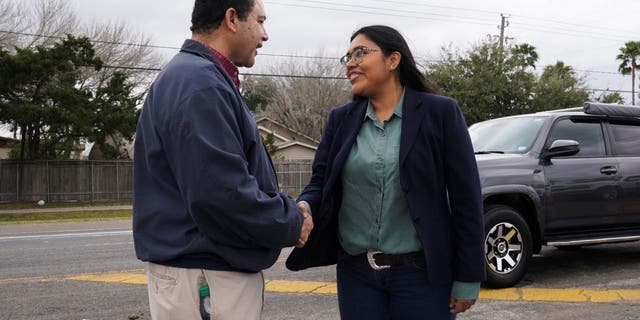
[147,263,178,293]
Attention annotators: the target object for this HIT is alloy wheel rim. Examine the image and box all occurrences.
[485,222,524,275]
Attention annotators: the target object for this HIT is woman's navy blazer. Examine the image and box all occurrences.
[286,88,486,285]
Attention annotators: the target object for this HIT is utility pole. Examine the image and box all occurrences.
[498,14,509,50]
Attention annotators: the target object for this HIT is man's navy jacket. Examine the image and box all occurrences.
[133,40,302,273]
[286,89,486,285]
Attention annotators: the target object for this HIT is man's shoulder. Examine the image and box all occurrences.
[153,52,235,98]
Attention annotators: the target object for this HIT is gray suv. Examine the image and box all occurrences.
[469,102,640,288]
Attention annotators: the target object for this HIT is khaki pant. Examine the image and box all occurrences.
[146,262,264,320]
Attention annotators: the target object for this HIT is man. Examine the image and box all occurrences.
[133,1,313,319]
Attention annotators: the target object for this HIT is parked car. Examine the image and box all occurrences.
[469,102,640,288]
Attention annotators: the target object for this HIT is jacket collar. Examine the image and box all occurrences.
[180,39,239,92]
[335,88,426,168]
[329,87,425,187]
[180,39,217,63]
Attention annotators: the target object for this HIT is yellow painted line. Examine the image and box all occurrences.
[66,272,147,285]
[0,269,145,285]
[3,270,639,305]
[57,272,640,304]
[478,288,521,301]
[0,275,54,285]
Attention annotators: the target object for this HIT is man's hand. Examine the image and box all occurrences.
[295,202,314,248]
[449,297,475,315]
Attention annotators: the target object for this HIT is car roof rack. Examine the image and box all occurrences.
[536,107,584,114]
[583,102,640,118]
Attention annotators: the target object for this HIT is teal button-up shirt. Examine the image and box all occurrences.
[336,90,480,300]
[339,90,421,255]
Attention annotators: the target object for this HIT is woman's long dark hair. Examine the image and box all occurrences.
[350,25,440,99]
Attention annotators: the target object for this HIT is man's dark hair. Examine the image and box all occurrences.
[350,25,440,100]
[191,0,255,34]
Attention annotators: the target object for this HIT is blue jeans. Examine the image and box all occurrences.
[337,253,454,320]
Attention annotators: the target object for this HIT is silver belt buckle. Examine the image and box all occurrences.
[366,250,390,270]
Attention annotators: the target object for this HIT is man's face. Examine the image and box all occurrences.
[232,0,269,68]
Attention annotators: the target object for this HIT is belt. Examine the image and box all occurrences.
[364,250,423,271]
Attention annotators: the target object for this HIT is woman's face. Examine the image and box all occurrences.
[343,34,397,98]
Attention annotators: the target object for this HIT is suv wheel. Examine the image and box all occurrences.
[483,205,533,288]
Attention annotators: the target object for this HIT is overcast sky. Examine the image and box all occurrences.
[3,0,638,99]
[57,0,639,102]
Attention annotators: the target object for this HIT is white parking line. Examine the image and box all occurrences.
[0,230,132,241]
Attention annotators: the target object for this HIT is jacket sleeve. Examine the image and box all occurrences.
[442,99,487,282]
[165,85,302,249]
[297,108,338,214]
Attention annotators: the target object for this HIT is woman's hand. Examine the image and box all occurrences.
[449,297,476,315]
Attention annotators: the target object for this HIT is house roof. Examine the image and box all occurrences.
[0,136,19,148]
[276,141,318,151]
[255,117,320,146]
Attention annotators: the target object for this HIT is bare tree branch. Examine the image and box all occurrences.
[250,56,351,140]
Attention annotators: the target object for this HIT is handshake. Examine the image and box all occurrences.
[295,201,314,248]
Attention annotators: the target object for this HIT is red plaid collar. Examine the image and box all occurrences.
[206,46,240,90]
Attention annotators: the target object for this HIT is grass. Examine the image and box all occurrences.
[0,200,131,210]
[0,209,132,225]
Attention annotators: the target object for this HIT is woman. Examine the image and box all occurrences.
[286,25,485,319]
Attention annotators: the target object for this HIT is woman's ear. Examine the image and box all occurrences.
[388,51,402,71]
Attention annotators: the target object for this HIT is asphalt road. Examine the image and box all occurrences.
[0,221,639,320]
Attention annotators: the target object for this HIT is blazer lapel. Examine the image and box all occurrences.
[324,100,367,194]
[400,89,426,166]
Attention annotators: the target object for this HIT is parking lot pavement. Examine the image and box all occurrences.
[1,221,639,319]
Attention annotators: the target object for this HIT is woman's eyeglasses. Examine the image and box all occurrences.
[339,47,380,66]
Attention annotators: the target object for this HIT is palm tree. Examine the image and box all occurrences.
[616,41,640,105]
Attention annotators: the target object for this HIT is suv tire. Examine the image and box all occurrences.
[483,205,533,288]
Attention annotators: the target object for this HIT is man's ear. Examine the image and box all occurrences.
[223,8,239,32]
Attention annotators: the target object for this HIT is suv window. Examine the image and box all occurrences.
[547,118,606,157]
[609,121,640,156]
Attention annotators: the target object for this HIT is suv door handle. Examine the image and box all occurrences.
[600,166,618,175]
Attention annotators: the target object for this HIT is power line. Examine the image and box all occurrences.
[102,64,347,79]
[287,0,497,24]
[512,14,640,39]
[0,29,627,77]
[0,30,177,50]
[510,21,631,43]
[264,1,497,27]
[0,30,340,60]
[369,0,498,16]
[269,0,638,43]
[369,0,640,39]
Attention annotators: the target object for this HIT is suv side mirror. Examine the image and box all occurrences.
[544,140,580,159]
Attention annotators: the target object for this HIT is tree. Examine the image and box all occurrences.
[599,92,626,104]
[0,36,142,160]
[0,0,27,46]
[0,35,103,160]
[261,132,279,159]
[0,0,163,91]
[247,58,351,140]
[427,41,538,124]
[89,71,142,159]
[242,76,275,113]
[427,40,592,124]
[532,61,589,111]
[616,41,640,105]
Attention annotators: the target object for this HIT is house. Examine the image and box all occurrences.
[256,117,319,161]
[0,136,19,159]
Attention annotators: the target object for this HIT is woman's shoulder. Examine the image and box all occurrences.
[328,99,366,118]
[411,90,458,107]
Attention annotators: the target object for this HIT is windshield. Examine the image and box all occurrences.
[469,116,547,154]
